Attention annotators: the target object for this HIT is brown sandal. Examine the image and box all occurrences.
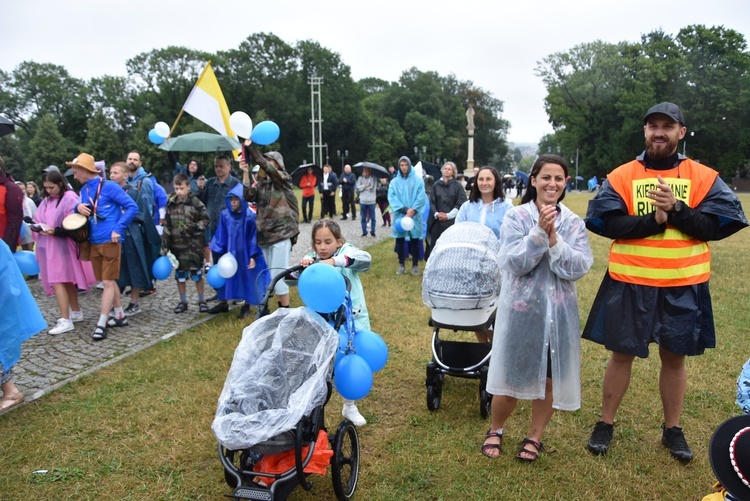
[516,437,554,462]
[0,393,25,412]
[481,429,503,458]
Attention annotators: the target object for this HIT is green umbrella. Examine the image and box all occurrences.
[158,132,240,152]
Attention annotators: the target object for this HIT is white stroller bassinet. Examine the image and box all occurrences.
[422,221,502,328]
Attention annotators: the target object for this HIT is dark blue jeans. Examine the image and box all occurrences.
[360,204,376,234]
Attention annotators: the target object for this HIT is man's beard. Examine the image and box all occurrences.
[646,136,678,160]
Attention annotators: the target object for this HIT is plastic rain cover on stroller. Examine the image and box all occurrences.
[212,307,339,451]
[422,221,502,311]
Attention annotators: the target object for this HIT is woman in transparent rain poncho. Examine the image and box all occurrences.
[480,154,593,463]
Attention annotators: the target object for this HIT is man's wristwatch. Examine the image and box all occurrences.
[669,200,686,215]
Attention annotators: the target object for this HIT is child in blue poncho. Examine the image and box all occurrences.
[209,184,269,319]
[300,219,372,426]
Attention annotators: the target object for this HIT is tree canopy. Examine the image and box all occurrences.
[536,24,750,179]
[0,33,508,183]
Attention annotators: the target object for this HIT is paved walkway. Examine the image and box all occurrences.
[8,215,392,410]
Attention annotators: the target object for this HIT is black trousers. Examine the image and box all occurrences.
[321,191,336,218]
[302,196,314,222]
[342,190,356,218]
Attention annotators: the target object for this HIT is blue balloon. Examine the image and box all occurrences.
[152,255,172,280]
[148,128,165,145]
[353,330,388,373]
[14,250,40,276]
[334,353,373,401]
[251,121,280,146]
[206,266,226,289]
[298,263,346,313]
[393,218,403,232]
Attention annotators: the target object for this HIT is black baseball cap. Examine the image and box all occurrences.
[643,102,685,126]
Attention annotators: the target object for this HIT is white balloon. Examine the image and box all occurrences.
[229,111,253,138]
[154,121,170,138]
[217,253,239,278]
[401,216,415,231]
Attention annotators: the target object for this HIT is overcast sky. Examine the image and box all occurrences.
[1,0,749,144]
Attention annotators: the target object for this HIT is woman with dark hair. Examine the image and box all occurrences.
[456,166,513,240]
[426,161,467,258]
[456,166,513,342]
[480,154,593,462]
[32,171,97,335]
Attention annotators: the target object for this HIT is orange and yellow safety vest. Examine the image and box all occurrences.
[606,158,718,287]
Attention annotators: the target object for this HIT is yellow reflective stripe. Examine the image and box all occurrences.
[645,229,693,241]
[611,242,709,259]
[609,261,710,280]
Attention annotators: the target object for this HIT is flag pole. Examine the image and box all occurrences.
[169,60,212,136]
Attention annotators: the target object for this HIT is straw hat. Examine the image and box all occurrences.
[66,153,97,173]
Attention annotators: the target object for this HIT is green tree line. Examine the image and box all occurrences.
[0,33,510,184]
[536,24,750,180]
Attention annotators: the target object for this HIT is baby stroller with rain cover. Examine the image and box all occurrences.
[421,222,502,417]
[215,265,360,501]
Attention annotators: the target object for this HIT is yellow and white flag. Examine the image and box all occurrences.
[180,61,235,138]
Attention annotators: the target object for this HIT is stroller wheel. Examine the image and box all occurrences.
[331,420,360,500]
[426,383,442,411]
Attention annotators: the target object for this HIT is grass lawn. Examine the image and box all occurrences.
[1,192,748,500]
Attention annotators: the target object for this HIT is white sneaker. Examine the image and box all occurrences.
[96,281,104,290]
[69,311,84,323]
[49,318,74,335]
[342,404,366,427]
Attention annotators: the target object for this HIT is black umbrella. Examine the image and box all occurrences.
[0,116,16,138]
[352,161,390,179]
[290,163,322,186]
[417,160,441,180]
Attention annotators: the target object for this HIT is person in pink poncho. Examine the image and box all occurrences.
[32,170,97,335]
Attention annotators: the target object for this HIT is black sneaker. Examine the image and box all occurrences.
[208,302,229,314]
[661,424,693,463]
[237,304,251,319]
[139,288,156,298]
[587,421,614,455]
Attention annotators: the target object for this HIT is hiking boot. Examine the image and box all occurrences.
[587,421,614,455]
[411,265,420,276]
[124,303,141,316]
[396,265,406,275]
[661,424,693,463]
[49,318,74,335]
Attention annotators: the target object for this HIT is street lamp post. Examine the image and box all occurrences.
[337,149,348,173]
[413,146,426,162]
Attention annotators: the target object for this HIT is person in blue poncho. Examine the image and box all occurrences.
[0,239,47,412]
[209,184,269,319]
[387,156,426,276]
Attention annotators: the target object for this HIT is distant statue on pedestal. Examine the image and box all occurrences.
[466,105,475,170]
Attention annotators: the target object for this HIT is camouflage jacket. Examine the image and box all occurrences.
[162,192,209,270]
[243,147,300,247]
